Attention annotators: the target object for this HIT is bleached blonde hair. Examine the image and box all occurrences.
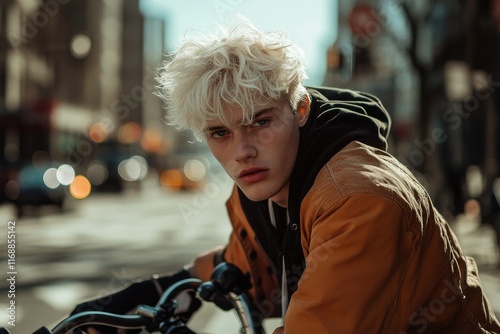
[155,18,309,138]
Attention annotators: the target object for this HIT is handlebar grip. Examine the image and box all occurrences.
[210,262,252,294]
[198,281,233,311]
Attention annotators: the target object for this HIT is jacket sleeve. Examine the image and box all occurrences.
[192,185,281,318]
[284,192,411,333]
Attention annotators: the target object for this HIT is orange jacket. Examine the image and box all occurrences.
[193,141,500,333]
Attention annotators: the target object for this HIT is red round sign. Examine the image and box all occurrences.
[348,4,378,36]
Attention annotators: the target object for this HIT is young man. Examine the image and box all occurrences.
[74,20,500,333]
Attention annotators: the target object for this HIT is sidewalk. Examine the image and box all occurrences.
[452,214,500,317]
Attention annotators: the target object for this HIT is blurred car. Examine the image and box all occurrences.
[88,140,149,192]
[0,163,19,205]
[160,154,212,191]
[160,134,221,191]
[7,163,69,217]
[89,141,129,193]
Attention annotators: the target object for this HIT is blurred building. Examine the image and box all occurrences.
[0,0,167,209]
[324,0,500,225]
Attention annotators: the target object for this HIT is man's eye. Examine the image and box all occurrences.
[210,130,228,138]
[253,119,270,127]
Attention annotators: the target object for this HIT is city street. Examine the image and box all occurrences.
[0,173,285,333]
[2,0,500,333]
[0,174,499,333]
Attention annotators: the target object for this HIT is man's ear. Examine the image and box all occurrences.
[297,95,311,127]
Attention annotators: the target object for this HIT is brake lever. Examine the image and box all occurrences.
[198,262,252,310]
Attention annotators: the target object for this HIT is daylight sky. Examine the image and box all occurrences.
[139,0,338,85]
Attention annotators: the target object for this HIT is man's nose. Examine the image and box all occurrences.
[234,130,257,162]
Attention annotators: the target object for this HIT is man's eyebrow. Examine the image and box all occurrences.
[241,107,276,125]
[253,108,274,118]
[205,124,226,133]
[204,107,277,132]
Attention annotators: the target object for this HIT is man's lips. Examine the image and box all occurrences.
[238,167,270,184]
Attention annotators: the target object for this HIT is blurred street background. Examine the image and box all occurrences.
[1,0,500,333]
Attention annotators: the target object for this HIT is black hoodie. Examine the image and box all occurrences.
[237,86,391,307]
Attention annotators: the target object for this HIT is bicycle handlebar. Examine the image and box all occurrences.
[1,262,264,334]
[41,312,152,333]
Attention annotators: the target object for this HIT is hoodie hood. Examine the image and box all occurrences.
[280,87,391,300]
[288,86,391,218]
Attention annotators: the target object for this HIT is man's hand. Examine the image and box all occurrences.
[70,269,191,334]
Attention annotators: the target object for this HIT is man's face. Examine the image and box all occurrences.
[204,99,308,207]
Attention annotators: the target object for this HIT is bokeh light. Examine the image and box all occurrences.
[70,34,92,59]
[184,159,206,182]
[118,158,140,181]
[43,167,60,189]
[87,161,109,185]
[464,199,481,219]
[140,128,163,153]
[118,156,148,182]
[56,164,76,186]
[89,122,109,143]
[70,175,92,199]
[160,170,183,190]
[118,122,142,144]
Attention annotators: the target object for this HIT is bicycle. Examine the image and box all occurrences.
[0,263,265,334]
